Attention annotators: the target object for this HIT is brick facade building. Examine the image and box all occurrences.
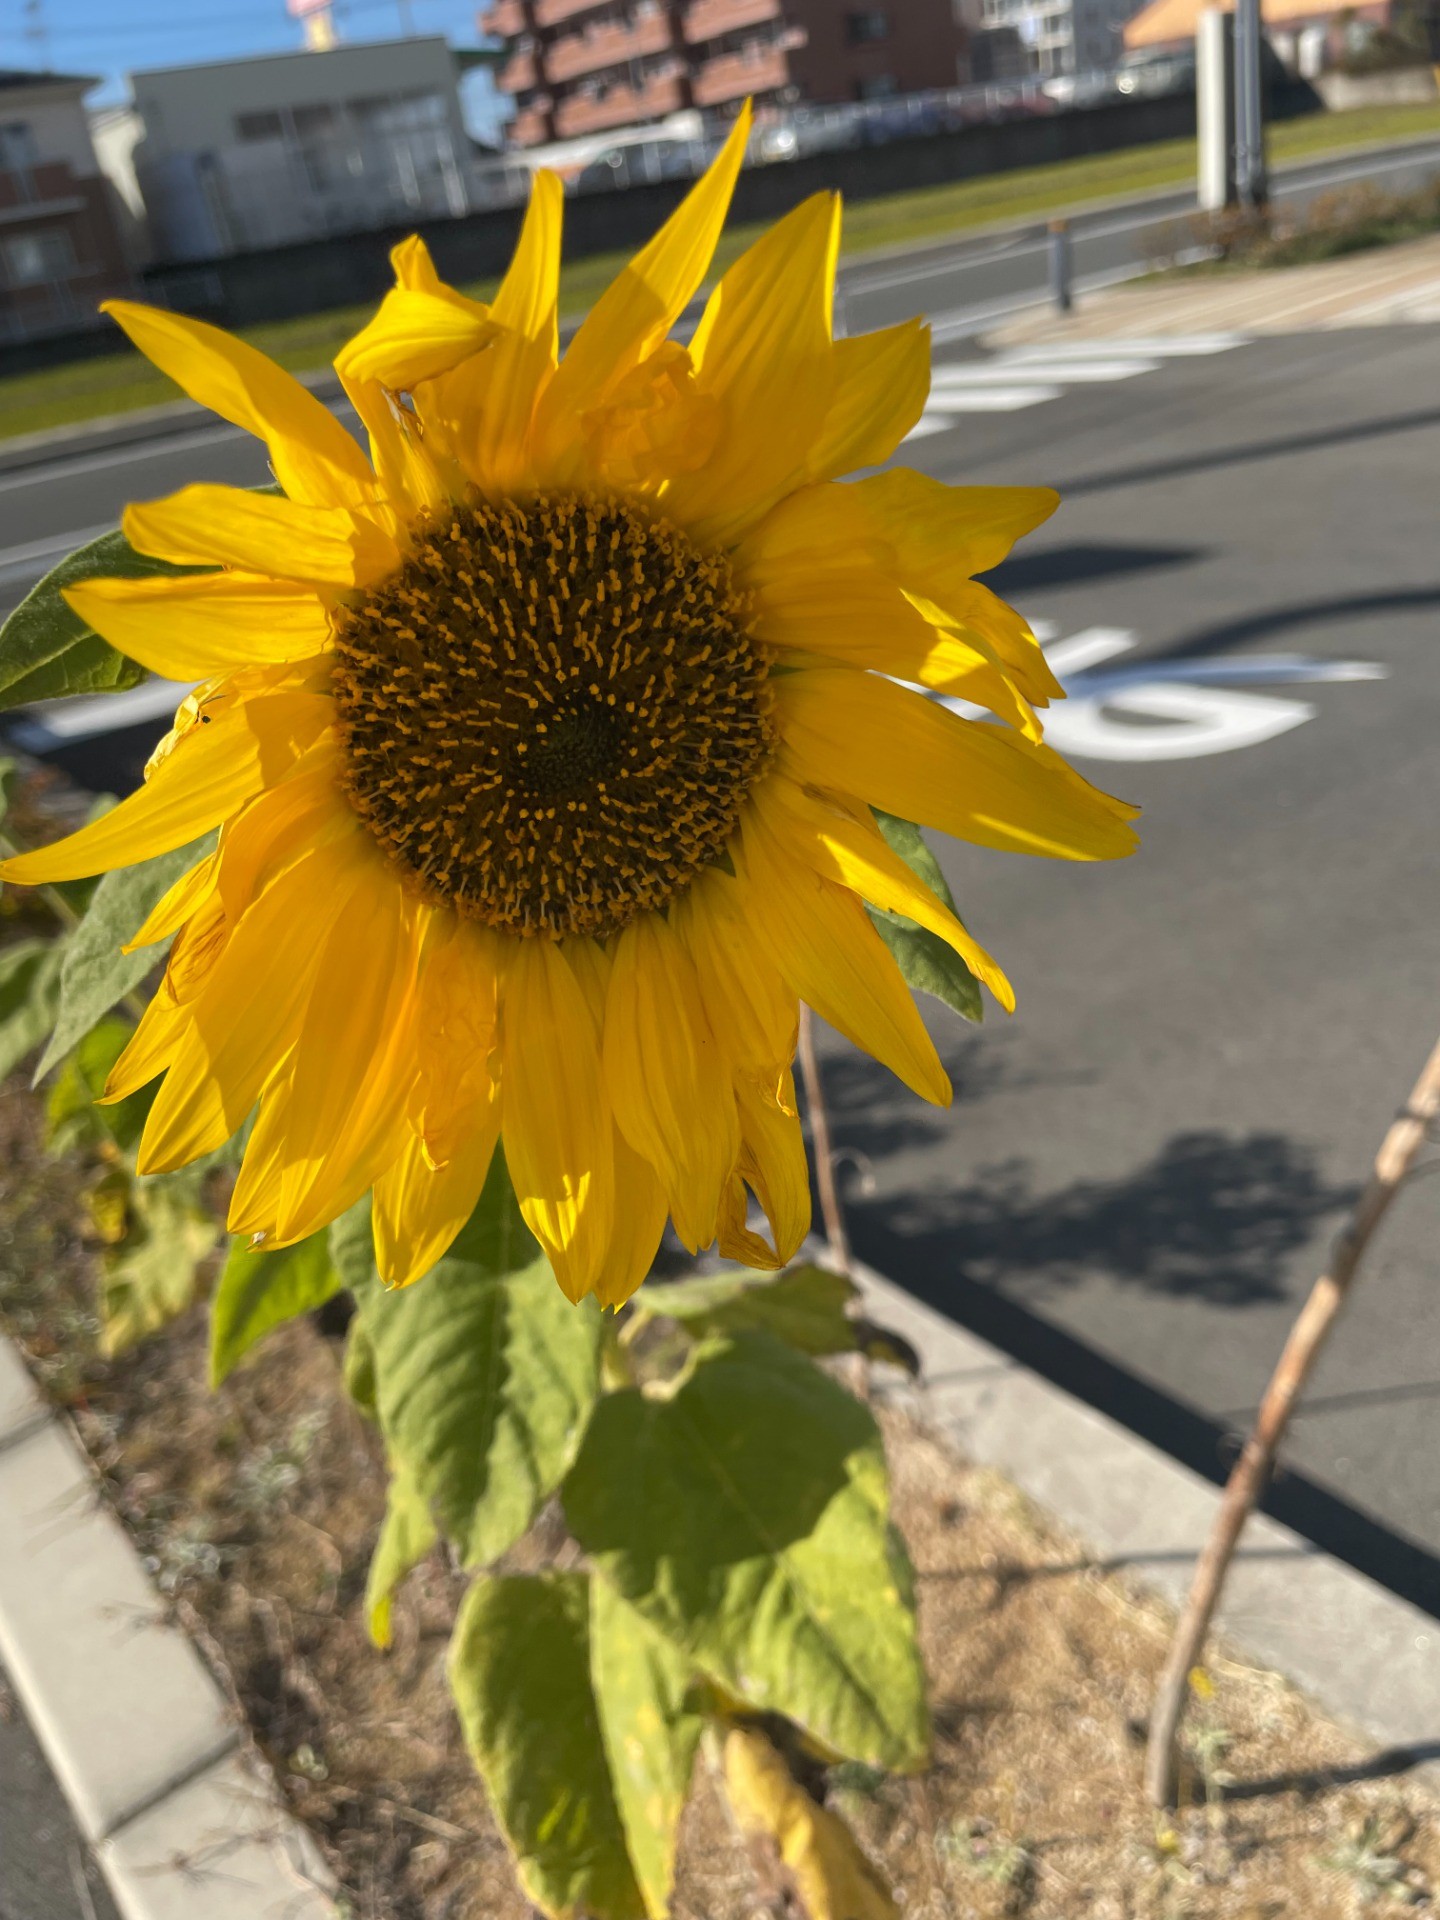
[0,70,135,344]
[481,0,970,147]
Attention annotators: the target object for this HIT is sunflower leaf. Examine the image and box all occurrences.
[33,833,216,1084]
[449,1572,647,1920]
[0,528,205,713]
[589,1578,703,1920]
[868,810,982,1024]
[209,1230,341,1387]
[564,1330,928,1772]
[0,939,64,1081]
[99,1166,220,1355]
[45,1015,155,1154]
[365,1464,439,1650]
[631,1263,858,1355]
[352,1153,603,1571]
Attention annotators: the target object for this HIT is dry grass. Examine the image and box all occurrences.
[1,1081,1437,1920]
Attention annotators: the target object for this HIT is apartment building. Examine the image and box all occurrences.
[0,69,135,343]
[101,38,482,264]
[976,0,1145,74]
[481,0,971,147]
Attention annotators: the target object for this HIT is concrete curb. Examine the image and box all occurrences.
[848,1254,1440,1759]
[0,1332,335,1920]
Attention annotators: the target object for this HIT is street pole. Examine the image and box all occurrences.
[1195,7,1232,211]
[1048,218,1073,314]
[1232,0,1268,210]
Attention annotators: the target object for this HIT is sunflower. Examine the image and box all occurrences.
[1,109,1136,1307]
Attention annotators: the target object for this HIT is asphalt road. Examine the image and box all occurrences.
[0,1663,118,1920]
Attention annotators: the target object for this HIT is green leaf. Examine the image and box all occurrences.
[328,1194,378,1299]
[34,834,215,1083]
[209,1231,340,1387]
[100,1168,220,1354]
[366,1465,439,1650]
[353,1152,602,1570]
[868,811,982,1024]
[45,1016,154,1154]
[0,939,64,1080]
[564,1331,928,1772]
[589,1579,702,1920]
[0,527,204,713]
[449,1573,646,1920]
[632,1263,858,1356]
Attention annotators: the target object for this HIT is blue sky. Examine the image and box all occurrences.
[2,0,505,133]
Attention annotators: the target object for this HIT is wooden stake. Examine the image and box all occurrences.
[797,1004,852,1279]
[1144,1030,1440,1806]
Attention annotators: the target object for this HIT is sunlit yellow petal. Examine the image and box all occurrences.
[663,192,840,547]
[777,668,1139,863]
[603,911,738,1254]
[336,284,499,391]
[719,1070,811,1271]
[125,484,398,586]
[373,1084,501,1288]
[0,678,333,885]
[501,938,613,1304]
[536,102,750,451]
[760,773,1015,1014]
[739,806,951,1107]
[63,571,332,679]
[102,300,376,508]
[803,319,930,484]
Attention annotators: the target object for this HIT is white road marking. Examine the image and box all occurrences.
[1002,335,1246,359]
[934,355,1162,383]
[919,384,1064,414]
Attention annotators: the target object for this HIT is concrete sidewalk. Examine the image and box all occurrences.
[990,228,1440,346]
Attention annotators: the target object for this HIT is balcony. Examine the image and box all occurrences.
[508,102,555,143]
[681,0,781,44]
[533,0,612,26]
[553,69,686,134]
[499,44,540,90]
[479,0,527,33]
[691,37,795,105]
[546,12,677,82]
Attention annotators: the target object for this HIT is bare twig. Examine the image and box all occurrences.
[797,1005,851,1280]
[1144,1030,1440,1807]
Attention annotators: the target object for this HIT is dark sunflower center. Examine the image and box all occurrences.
[330,492,774,938]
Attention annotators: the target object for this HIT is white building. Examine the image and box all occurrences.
[977,0,1148,74]
[99,38,484,264]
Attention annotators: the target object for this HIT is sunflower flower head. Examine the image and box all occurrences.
[3,105,1137,1309]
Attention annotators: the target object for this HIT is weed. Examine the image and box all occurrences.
[1320,1812,1429,1906]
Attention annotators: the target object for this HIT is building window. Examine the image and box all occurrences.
[2,227,76,286]
[235,109,284,142]
[0,123,39,170]
[846,9,889,43]
[857,72,898,97]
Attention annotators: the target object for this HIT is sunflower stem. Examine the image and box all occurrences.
[1143,1026,1440,1807]
[797,1004,852,1281]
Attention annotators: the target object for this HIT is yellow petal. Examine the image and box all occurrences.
[761,773,1015,1013]
[62,571,332,679]
[739,806,951,1107]
[0,678,333,885]
[137,830,365,1172]
[103,984,190,1103]
[500,938,614,1304]
[102,300,376,508]
[236,864,421,1242]
[410,915,501,1167]
[856,465,1059,584]
[603,912,738,1254]
[492,168,564,348]
[776,668,1139,862]
[803,319,930,484]
[672,865,796,1075]
[373,1085,501,1288]
[214,738,353,922]
[719,1070,811,1271]
[536,103,750,446]
[663,192,840,548]
[592,1125,669,1313]
[124,846,220,953]
[124,484,397,587]
[336,283,499,390]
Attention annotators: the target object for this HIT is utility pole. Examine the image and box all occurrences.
[1232,0,1268,209]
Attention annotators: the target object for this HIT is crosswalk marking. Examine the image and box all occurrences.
[903,332,1249,436]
